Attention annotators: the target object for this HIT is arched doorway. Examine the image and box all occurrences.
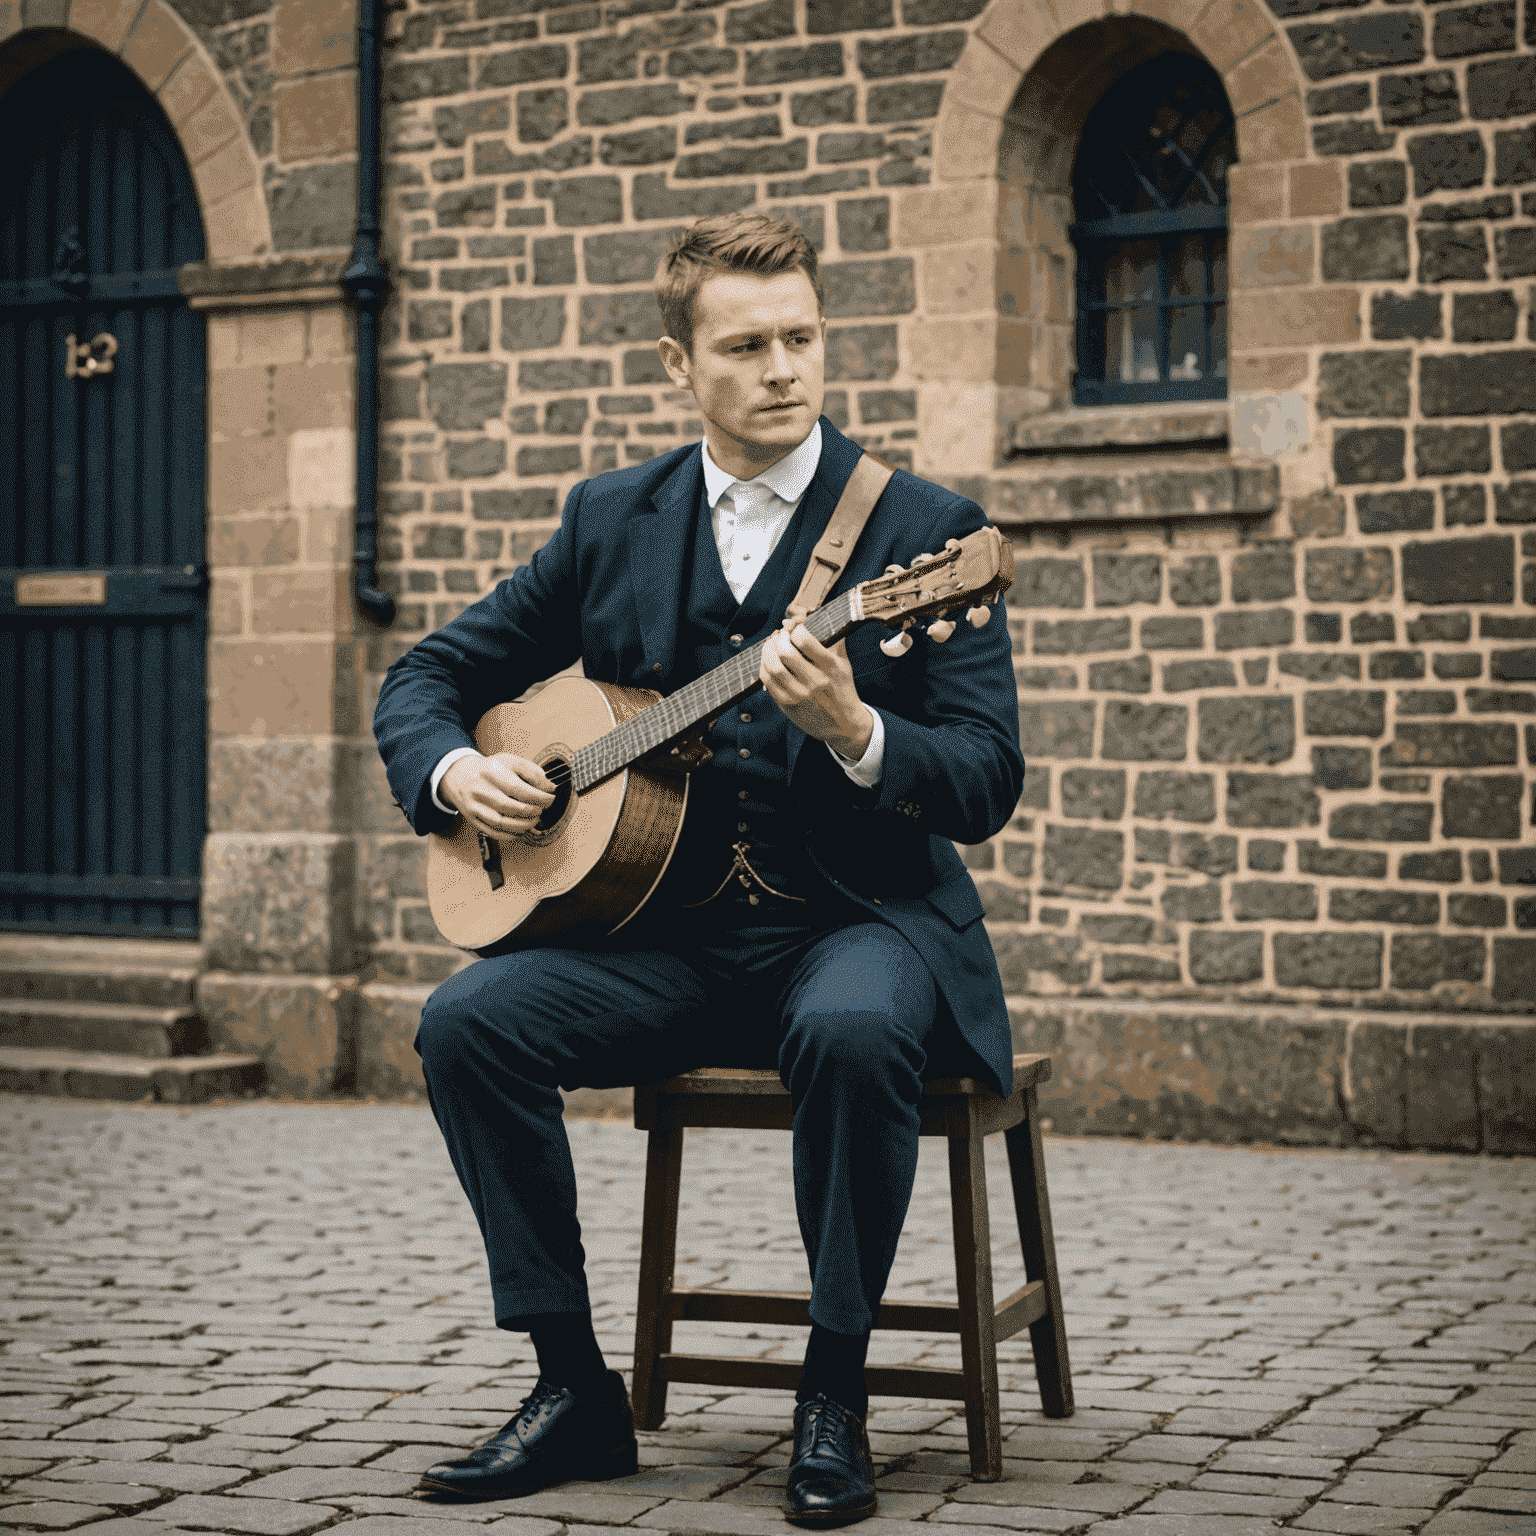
[0,44,208,939]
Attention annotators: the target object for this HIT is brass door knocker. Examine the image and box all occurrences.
[65,332,117,378]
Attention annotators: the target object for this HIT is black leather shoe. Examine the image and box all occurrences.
[784,1394,878,1525]
[417,1371,638,1500]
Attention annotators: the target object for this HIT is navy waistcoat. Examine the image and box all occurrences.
[665,481,833,905]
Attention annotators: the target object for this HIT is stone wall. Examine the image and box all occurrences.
[355,0,1536,1031]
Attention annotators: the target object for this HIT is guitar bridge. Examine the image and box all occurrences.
[477,832,505,891]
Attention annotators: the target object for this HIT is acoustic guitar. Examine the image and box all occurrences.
[425,525,1015,954]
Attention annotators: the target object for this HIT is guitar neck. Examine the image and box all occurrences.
[571,590,860,792]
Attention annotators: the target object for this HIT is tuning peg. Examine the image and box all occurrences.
[884,563,906,575]
[944,538,961,552]
[880,629,914,657]
[966,605,991,629]
[927,619,956,643]
[915,552,934,564]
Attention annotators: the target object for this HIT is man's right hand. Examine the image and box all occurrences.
[441,753,556,838]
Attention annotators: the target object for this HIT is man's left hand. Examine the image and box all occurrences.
[760,623,874,760]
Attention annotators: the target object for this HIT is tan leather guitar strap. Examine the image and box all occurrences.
[784,451,894,628]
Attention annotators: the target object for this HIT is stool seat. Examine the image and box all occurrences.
[631,1051,1074,1481]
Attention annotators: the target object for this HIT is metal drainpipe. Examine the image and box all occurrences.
[342,0,395,626]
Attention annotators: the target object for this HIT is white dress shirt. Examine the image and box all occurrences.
[430,425,884,812]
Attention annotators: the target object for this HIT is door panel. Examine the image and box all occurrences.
[0,49,207,938]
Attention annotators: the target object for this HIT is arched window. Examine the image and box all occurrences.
[1071,53,1235,406]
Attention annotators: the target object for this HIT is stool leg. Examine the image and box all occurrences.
[1003,1084,1073,1418]
[947,1101,1002,1481]
[631,1113,684,1431]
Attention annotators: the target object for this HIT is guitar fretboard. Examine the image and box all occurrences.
[571,590,858,792]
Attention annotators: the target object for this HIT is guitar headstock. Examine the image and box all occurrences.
[856,526,1015,637]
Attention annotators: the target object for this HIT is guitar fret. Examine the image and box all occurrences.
[571,592,857,793]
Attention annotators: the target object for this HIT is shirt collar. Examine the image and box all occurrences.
[701,419,823,509]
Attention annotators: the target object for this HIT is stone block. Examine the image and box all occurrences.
[1334,425,1405,484]
[1290,162,1342,216]
[1198,697,1295,764]
[1226,772,1321,828]
[838,198,890,254]
[1230,547,1295,603]
[1232,880,1318,921]
[1304,690,1387,738]
[1214,608,1293,651]
[1415,424,1492,477]
[275,74,356,160]
[121,0,192,91]
[1274,932,1383,989]
[744,41,844,85]
[1479,1021,1536,1151]
[1188,931,1264,984]
[1143,616,1205,649]
[356,982,432,1099]
[1011,559,1084,610]
[1408,130,1488,195]
[1061,768,1127,820]
[1329,888,1440,924]
[388,57,472,102]
[1345,1019,1409,1144]
[1449,893,1505,924]
[1305,547,1394,603]
[1379,66,1461,124]
[1402,535,1515,603]
[1442,773,1525,839]
[1452,290,1518,343]
[209,739,352,836]
[1017,702,1095,759]
[1300,841,1388,877]
[1042,824,1123,890]
[197,972,357,1098]
[825,323,899,380]
[1494,481,1536,523]
[1312,745,1374,789]
[1088,656,1152,693]
[1468,53,1536,117]
[1163,659,1237,692]
[1133,771,1216,824]
[1349,159,1408,208]
[426,362,507,430]
[1372,290,1442,341]
[1422,350,1536,415]
[1102,702,1189,762]
[209,639,355,738]
[1316,349,1411,418]
[268,163,357,250]
[70,0,143,52]
[1231,287,1360,348]
[1321,215,1410,281]
[1315,118,1397,155]
[275,0,355,75]
[1329,802,1435,840]
[1162,882,1222,922]
[1168,556,1222,608]
[1233,224,1313,288]
[1418,225,1489,283]
[1445,484,1489,525]
[1391,935,1487,993]
[1033,618,1132,655]
[202,834,357,976]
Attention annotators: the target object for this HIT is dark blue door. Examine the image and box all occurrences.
[0,49,208,938]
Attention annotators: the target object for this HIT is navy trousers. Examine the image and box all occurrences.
[414,890,941,1335]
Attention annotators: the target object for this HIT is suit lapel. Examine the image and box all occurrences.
[629,446,705,681]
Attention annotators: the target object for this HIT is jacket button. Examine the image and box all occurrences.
[729,633,744,646]
[652,662,662,673]
[740,711,752,723]
[739,747,751,759]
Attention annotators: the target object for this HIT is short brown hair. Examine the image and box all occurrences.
[655,211,823,354]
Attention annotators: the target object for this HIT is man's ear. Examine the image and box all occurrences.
[657,336,691,390]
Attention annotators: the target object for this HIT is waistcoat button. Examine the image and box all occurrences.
[729,633,743,646]
[740,711,752,723]
[739,748,751,759]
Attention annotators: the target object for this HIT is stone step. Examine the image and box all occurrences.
[0,934,202,1008]
[0,1046,263,1104]
[0,997,206,1058]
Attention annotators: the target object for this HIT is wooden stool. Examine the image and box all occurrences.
[630,1052,1073,1480]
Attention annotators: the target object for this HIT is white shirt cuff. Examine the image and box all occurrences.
[431,747,484,813]
[828,708,884,788]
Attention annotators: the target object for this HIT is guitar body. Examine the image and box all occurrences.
[426,676,689,955]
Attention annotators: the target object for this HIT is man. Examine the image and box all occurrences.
[373,211,1025,1524]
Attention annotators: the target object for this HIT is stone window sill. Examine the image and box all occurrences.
[1007,402,1230,459]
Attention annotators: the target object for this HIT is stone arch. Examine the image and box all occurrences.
[911,0,1311,475]
[0,0,271,261]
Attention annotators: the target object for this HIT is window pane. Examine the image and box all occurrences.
[1210,234,1228,298]
[1170,234,1207,299]
[1209,302,1227,378]
[1168,307,1205,379]
[1109,306,1161,382]
[1105,239,1159,304]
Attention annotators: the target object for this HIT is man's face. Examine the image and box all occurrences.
[660,267,826,470]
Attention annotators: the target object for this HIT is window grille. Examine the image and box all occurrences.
[1071,53,1235,406]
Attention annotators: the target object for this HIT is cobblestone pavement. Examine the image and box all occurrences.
[1,1096,1533,1536]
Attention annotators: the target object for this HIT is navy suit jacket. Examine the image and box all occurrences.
[373,418,1026,1096]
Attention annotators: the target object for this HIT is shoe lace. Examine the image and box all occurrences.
[506,1378,564,1437]
[799,1395,848,1458]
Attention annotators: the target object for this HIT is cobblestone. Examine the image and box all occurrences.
[0,1097,1533,1536]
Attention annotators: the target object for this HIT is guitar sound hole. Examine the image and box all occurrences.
[534,756,572,834]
